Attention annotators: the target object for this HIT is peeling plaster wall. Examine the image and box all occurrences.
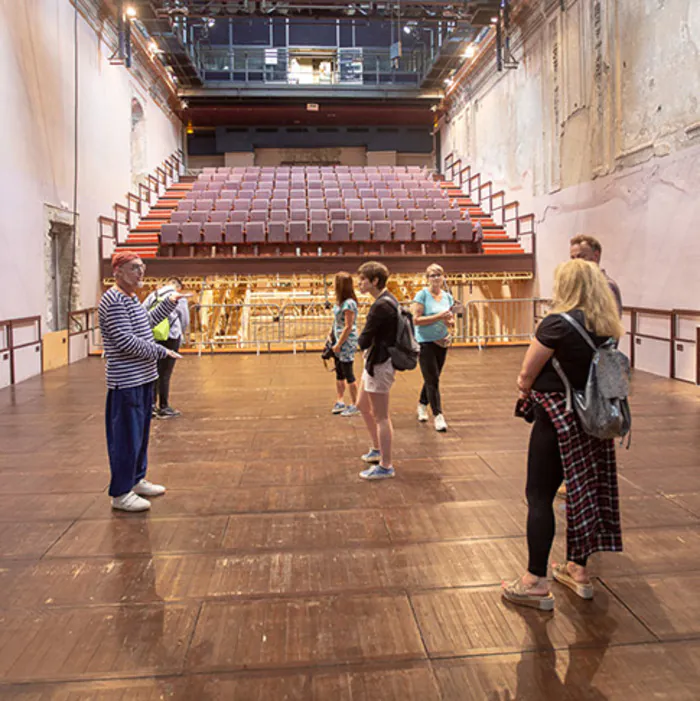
[0,0,181,327]
[441,0,700,310]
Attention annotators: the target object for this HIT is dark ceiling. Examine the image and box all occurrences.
[133,1,502,24]
[182,101,434,127]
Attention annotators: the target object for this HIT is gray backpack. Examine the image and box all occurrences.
[552,312,632,443]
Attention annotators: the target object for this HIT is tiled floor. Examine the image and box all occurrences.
[1,349,699,699]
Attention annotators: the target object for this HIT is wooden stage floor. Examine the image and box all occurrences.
[0,349,699,699]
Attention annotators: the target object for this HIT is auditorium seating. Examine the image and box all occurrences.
[158,166,475,248]
[121,165,526,257]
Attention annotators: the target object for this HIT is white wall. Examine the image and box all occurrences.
[440,0,700,311]
[0,0,181,327]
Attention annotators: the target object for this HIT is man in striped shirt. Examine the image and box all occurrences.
[99,252,186,512]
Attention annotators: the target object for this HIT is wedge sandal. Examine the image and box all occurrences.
[552,563,594,600]
[501,578,555,611]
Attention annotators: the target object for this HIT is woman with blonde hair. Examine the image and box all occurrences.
[412,263,455,432]
[329,272,360,417]
[502,259,626,610]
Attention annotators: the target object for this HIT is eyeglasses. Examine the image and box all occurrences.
[427,273,443,279]
[128,263,146,273]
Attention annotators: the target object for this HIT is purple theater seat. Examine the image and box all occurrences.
[251,200,268,211]
[192,181,208,191]
[368,208,385,222]
[177,200,194,211]
[399,198,415,210]
[224,222,244,244]
[363,198,379,210]
[375,189,391,199]
[407,208,424,221]
[270,209,287,222]
[414,221,433,242]
[352,221,371,242]
[189,211,209,224]
[392,221,412,242]
[326,198,342,210]
[209,211,229,224]
[203,223,224,243]
[310,209,327,222]
[373,221,391,242]
[271,199,288,210]
[380,199,398,211]
[387,209,404,222]
[160,224,179,244]
[417,198,433,210]
[309,221,329,242]
[267,221,287,243]
[434,221,454,242]
[426,208,443,222]
[324,188,340,199]
[171,211,189,224]
[444,209,462,222]
[181,223,202,244]
[288,221,307,243]
[250,210,268,222]
[329,209,346,221]
[358,189,374,199]
[215,199,233,211]
[245,221,266,244]
[308,198,325,210]
[290,198,306,210]
[230,211,249,223]
[290,209,307,222]
[194,200,213,211]
[349,209,367,222]
[433,198,451,209]
[455,220,474,242]
[393,189,408,199]
[330,220,350,242]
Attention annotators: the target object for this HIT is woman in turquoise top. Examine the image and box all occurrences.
[412,263,455,432]
[330,272,360,417]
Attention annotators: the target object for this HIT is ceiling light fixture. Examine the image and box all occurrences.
[464,45,476,59]
[125,6,137,18]
[490,16,499,23]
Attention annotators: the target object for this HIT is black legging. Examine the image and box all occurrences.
[155,337,180,409]
[526,405,587,577]
[418,341,448,415]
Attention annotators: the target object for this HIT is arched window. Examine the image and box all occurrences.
[130,97,147,188]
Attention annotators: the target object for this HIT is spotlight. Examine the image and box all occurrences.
[490,16,499,23]
[403,25,411,35]
[464,45,476,59]
[444,77,453,86]
[125,6,137,18]
[207,18,216,27]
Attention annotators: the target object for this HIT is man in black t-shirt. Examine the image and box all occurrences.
[570,235,622,317]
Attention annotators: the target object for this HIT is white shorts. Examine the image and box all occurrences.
[362,358,396,394]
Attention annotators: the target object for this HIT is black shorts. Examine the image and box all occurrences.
[334,357,356,383]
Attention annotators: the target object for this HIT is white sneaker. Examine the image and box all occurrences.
[417,404,429,422]
[111,491,151,512]
[434,414,448,432]
[133,479,166,497]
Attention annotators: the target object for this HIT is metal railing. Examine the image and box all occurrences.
[67,308,101,364]
[198,46,427,86]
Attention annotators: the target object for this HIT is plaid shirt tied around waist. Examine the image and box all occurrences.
[521,390,623,562]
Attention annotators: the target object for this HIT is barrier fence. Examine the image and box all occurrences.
[187,298,552,353]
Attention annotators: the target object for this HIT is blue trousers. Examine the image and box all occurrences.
[106,382,154,497]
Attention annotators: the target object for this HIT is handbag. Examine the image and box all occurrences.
[321,329,336,361]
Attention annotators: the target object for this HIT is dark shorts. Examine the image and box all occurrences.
[334,357,356,384]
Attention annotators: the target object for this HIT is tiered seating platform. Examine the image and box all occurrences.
[113,167,528,275]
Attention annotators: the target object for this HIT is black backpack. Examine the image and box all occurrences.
[386,298,420,371]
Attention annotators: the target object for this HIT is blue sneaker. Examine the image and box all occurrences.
[360,464,395,480]
[331,401,346,414]
[361,448,382,464]
[341,405,360,417]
